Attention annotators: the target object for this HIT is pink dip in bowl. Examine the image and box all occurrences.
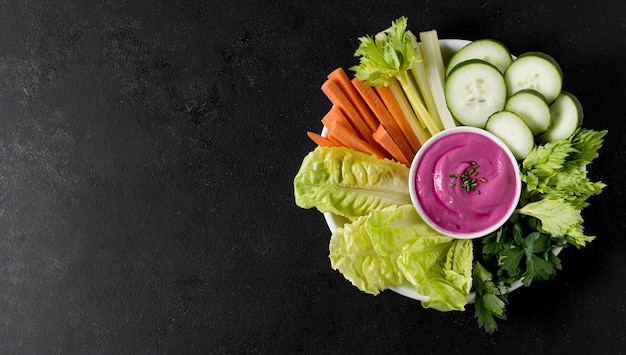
[409,127,521,239]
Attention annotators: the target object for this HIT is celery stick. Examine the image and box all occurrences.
[397,70,442,136]
[406,31,443,129]
[419,30,457,130]
[412,46,443,127]
[387,77,431,145]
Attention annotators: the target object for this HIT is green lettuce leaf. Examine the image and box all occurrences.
[443,238,474,295]
[366,205,472,311]
[397,237,472,311]
[328,205,473,311]
[365,203,442,255]
[294,146,411,220]
[329,214,404,295]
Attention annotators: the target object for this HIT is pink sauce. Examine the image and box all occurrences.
[412,130,520,237]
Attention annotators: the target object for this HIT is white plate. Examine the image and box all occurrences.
[321,39,560,304]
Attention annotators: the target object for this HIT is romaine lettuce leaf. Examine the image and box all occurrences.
[443,238,474,295]
[365,203,442,255]
[332,204,473,311]
[372,206,472,311]
[329,214,404,295]
[397,235,473,311]
[294,146,411,220]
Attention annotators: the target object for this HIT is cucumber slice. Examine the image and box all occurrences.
[446,39,513,76]
[538,91,584,142]
[485,110,534,160]
[504,52,563,104]
[445,59,507,128]
[504,89,551,135]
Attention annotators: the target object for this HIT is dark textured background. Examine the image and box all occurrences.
[0,0,624,353]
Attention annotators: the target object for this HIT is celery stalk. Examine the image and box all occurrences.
[419,30,457,130]
[396,70,441,136]
[412,46,444,130]
[387,77,431,145]
[406,30,443,131]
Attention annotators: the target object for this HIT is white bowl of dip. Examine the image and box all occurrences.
[408,126,521,239]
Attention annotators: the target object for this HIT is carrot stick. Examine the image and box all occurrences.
[325,118,388,159]
[321,79,376,145]
[321,106,388,154]
[351,78,415,161]
[372,125,411,166]
[374,84,422,152]
[321,106,359,137]
[327,68,379,132]
[326,133,343,146]
[307,131,338,147]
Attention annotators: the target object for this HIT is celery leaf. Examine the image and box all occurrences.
[566,128,608,168]
[521,139,578,178]
[518,199,583,237]
[350,16,421,87]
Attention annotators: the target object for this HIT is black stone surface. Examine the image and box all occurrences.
[0,1,624,353]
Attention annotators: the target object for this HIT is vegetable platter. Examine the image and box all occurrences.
[293,17,607,333]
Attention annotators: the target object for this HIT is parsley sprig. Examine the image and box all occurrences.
[473,261,509,333]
